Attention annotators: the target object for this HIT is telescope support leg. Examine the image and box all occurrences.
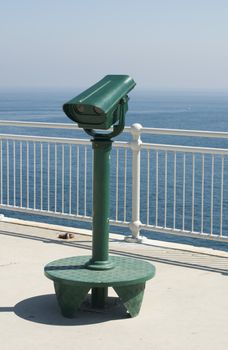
[91,287,108,309]
[86,138,113,271]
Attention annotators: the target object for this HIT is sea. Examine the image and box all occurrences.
[0,88,228,250]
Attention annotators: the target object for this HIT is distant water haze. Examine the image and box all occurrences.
[0,89,227,133]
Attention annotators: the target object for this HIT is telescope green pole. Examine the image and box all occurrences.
[91,138,113,266]
[83,102,126,308]
[86,137,113,307]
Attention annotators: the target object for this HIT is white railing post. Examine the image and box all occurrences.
[126,123,143,242]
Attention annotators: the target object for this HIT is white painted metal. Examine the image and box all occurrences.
[192,154,195,232]
[6,141,9,205]
[0,121,227,242]
[13,142,16,206]
[84,147,87,216]
[20,142,22,208]
[62,144,64,213]
[173,152,176,230]
[146,150,150,225]
[164,151,168,228]
[125,126,228,139]
[123,149,127,222]
[115,148,119,221]
[33,143,36,209]
[69,145,72,215]
[129,124,142,239]
[140,223,228,242]
[27,142,29,208]
[47,143,50,212]
[211,155,214,235]
[201,155,205,233]
[182,153,186,231]
[40,143,43,211]
[1,121,228,139]
[220,156,224,237]
[54,144,57,212]
[0,121,80,130]
[0,141,2,204]
[155,151,159,227]
[142,142,228,155]
[0,133,91,145]
[76,146,79,216]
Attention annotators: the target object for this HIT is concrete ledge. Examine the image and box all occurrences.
[1,216,227,258]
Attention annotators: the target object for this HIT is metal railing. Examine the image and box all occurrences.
[0,121,228,242]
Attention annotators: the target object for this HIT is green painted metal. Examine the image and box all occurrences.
[44,255,155,317]
[45,255,155,287]
[114,284,145,317]
[63,75,136,130]
[44,74,156,318]
[85,139,113,271]
[86,138,113,305]
[54,282,90,318]
[91,287,108,309]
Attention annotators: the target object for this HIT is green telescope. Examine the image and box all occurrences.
[63,75,136,130]
[45,75,155,317]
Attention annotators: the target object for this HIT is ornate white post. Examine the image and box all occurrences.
[126,123,143,242]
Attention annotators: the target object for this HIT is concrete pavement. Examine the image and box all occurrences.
[0,219,228,350]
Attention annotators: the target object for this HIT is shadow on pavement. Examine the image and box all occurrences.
[13,294,128,326]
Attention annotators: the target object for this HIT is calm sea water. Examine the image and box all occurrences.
[0,88,228,249]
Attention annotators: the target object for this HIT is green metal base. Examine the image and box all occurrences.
[85,258,114,270]
[54,282,90,318]
[114,283,145,317]
[44,255,155,318]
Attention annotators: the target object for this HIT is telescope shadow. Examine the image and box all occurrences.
[14,293,128,326]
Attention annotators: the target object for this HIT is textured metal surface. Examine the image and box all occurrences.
[54,282,90,318]
[44,255,155,287]
[114,283,145,317]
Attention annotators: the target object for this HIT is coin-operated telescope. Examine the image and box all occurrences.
[44,75,155,318]
[63,75,136,136]
[63,74,136,270]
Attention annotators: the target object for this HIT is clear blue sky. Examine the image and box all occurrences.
[0,0,227,90]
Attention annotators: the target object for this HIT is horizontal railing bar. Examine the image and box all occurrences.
[142,143,228,155]
[0,134,91,145]
[1,121,228,139]
[0,133,129,148]
[109,220,129,227]
[0,204,92,222]
[0,121,79,130]
[125,126,228,139]
[113,142,129,148]
[0,205,130,227]
[140,224,228,242]
[1,134,227,155]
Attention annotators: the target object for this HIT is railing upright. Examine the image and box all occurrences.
[127,123,143,241]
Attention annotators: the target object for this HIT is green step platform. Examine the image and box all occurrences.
[44,255,155,318]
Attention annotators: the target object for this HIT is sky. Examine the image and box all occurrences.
[0,0,228,90]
